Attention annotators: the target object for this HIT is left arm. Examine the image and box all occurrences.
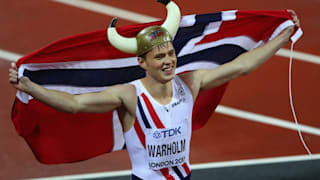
[199,25,294,90]
[181,10,299,100]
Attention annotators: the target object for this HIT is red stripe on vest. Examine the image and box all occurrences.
[160,168,175,180]
[182,163,191,175]
[141,93,165,129]
[133,118,145,148]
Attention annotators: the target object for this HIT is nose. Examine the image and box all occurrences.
[164,56,172,64]
[163,57,174,68]
[164,53,176,65]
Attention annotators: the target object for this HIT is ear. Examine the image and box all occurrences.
[137,57,147,70]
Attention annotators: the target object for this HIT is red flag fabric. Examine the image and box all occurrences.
[12,10,301,164]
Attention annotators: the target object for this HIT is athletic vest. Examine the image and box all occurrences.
[125,76,193,180]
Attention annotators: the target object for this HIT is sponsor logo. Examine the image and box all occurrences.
[152,126,182,139]
[178,87,185,97]
[153,131,161,139]
[171,97,186,108]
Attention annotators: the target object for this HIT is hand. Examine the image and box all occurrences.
[287,9,300,28]
[9,62,30,92]
[278,10,300,42]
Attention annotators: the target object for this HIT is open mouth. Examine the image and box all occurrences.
[162,66,174,75]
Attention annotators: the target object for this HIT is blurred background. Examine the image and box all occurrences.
[0,0,319,179]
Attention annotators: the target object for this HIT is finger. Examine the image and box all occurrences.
[287,9,296,16]
[9,76,18,83]
[9,71,18,76]
[9,68,18,76]
[9,72,18,79]
[293,17,300,27]
[9,68,18,74]
[9,71,18,79]
[286,9,297,20]
[11,62,16,69]
[287,10,300,27]
[9,79,16,84]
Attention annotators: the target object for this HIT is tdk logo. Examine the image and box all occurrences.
[153,127,182,139]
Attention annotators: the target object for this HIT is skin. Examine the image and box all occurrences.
[9,10,300,133]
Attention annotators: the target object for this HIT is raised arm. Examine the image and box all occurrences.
[200,25,294,90]
[9,63,135,114]
[182,10,300,99]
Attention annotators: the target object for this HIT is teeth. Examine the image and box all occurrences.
[163,67,172,72]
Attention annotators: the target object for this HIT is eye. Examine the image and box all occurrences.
[154,54,165,60]
[168,50,176,57]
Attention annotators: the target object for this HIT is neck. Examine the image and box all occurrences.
[141,76,173,105]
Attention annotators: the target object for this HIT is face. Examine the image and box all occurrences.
[139,42,177,83]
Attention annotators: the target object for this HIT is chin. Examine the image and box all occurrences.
[161,74,175,83]
[151,70,176,83]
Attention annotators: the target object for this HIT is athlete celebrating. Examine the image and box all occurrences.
[9,0,300,179]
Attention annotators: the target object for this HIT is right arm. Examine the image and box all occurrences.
[9,63,133,114]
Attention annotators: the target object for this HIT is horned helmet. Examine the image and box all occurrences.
[107,0,181,56]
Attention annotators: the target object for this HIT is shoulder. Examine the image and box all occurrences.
[117,83,136,92]
[100,83,137,107]
[112,83,137,100]
[178,69,209,82]
[113,83,137,115]
[178,71,197,89]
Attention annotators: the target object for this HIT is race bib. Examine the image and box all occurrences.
[145,125,188,170]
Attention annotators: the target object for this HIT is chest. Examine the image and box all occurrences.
[136,88,193,130]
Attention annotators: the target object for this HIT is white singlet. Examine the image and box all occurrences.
[125,76,193,180]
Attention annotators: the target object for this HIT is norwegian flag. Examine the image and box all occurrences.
[12,10,301,164]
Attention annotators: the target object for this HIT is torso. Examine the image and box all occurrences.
[120,75,193,179]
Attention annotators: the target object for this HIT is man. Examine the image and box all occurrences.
[9,0,300,179]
